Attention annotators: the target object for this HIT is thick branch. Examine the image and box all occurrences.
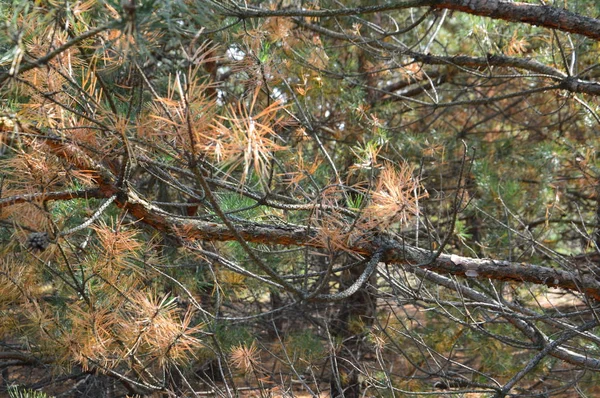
[381,240,600,300]
[31,136,600,303]
[227,0,600,41]
[120,188,600,300]
[296,19,600,97]
[435,0,600,41]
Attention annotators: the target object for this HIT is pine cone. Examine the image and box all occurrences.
[27,232,50,252]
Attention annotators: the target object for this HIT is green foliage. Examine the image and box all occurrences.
[215,323,254,351]
[8,386,49,398]
[454,219,473,244]
[284,329,325,366]
[215,192,263,219]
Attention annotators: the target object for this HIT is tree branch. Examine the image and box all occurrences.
[226,0,600,41]
[119,187,600,300]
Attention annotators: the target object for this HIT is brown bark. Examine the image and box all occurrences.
[435,0,600,41]
[122,187,600,300]
[230,1,600,41]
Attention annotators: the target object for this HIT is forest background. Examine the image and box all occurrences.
[2,0,600,397]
